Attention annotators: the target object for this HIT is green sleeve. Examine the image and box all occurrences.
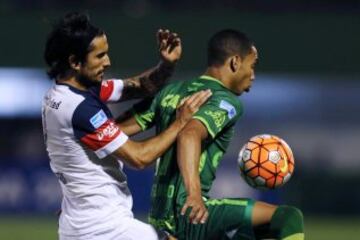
[193,95,242,138]
[132,95,160,131]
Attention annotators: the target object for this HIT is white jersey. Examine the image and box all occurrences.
[42,79,150,238]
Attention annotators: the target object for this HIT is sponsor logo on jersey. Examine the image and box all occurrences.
[204,110,226,128]
[219,100,236,119]
[90,110,108,129]
[45,96,62,109]
[97,122,119,141]
[161,94,181,109]
[141,112,155,123]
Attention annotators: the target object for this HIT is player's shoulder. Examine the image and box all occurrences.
[43,83,88,116]
[154,80,190,106]
[160,80,185,94]
[211,89,243,114]
[73,95,109,117]
[161,77,204,92]
[47,83,86,103]
[64,87,112,128]
[187,76,242,108]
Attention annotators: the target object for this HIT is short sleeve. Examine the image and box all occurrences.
[193,96,242,138]
[133,94,161,131]
[98,79,124,103]
[72,100,128,159]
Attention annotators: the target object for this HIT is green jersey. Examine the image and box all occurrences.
[133,75,244,233]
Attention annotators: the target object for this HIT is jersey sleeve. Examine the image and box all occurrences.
[98,79,124,103]
[132,94,161,131]
[72,100,128,159]
[193,95,243,139]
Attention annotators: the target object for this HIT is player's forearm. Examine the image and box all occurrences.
[145,60,176,93]
[116,97,154,135]
[121,61,175,101]
[177,129,202,196]
[132,119,186,168]
[116,115,142,136]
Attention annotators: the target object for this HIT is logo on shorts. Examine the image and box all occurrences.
[90,110,108,128]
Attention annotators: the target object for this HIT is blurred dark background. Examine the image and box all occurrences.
[0,0,359,239]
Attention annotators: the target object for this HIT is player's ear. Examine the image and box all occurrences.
[230,55,241,73]
[69,55,81,71]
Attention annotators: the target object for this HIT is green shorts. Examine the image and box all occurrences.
[175,198,255,240]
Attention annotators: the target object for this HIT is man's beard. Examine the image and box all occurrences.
[77,74,101,88]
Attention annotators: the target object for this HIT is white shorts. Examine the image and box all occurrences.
[59,217,159,240]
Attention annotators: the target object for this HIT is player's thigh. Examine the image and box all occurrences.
[177,198,255,240]
[251,201,277,227]
[120,217,159,240]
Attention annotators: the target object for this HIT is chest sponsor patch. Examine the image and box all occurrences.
[90,110,108,129]
[219,100,236,119]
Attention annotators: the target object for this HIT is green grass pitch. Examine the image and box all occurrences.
[0,216,359,240]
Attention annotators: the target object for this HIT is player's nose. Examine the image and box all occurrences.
[104,55,111,68]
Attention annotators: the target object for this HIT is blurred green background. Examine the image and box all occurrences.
[0,1,359,239]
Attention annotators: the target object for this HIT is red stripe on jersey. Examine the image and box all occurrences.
[80,119,121,151]
[100,80,114,102]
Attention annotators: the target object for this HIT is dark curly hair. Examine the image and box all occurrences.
[207,29,253,66]
[44,12,104,79]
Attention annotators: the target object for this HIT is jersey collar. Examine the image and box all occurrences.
[199,75,240,98]
[199,75,225,87]
[55,81,95,97]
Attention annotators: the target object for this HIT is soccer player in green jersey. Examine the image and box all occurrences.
[119,30,305,240]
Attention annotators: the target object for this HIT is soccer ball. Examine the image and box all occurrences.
[238,134,295,190]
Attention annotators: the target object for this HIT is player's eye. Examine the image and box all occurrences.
[97,52,106,59]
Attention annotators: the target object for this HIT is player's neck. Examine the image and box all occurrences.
[57,75,88,91]
[203,67,232,90]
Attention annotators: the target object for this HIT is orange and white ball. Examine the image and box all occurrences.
[238,134,295,189]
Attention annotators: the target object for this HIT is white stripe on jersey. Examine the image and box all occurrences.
[95,131,129,159]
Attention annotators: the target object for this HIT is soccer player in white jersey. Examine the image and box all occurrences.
[42,12,211,240]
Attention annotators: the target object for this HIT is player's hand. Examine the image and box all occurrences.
[181,194,209,224]
[157,29,182,64]
[176,90,212,127]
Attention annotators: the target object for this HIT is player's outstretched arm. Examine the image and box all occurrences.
[177,120,209,224]
[116,98,154,136]
[116,114,142,136]
[120,29,182,101]
[113,90,211,169]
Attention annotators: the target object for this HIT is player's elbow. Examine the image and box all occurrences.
[124,157,147,170]
[129,154,148,170]
[132,161,147,170]
[177,127,199,141]
[113,143,148,170]
[177,120,208,142]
